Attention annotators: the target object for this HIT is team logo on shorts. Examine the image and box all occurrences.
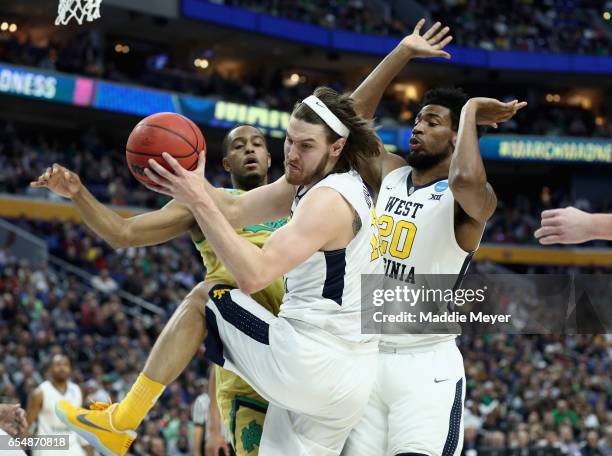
[213,288,231,299]
[241,419,263,452]
[434,181,449,192]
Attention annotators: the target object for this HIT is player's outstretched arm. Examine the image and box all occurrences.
[24,389,42,436]
[143,154,353,293]
[535,207,612,244]
[352,18,452,120]
[30,164,196,248]
[450,98,526,224]
[351,19,453,188]
[145,152,295,228]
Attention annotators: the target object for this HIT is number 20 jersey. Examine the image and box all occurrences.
[375,165,481,350]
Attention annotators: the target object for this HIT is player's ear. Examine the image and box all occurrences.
[451,131,457,150]
[330,137,347,157]
[266,152,271,169]
[222,157,231,172]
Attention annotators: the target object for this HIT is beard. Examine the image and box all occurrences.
[406,149,449,170]
[285,151,330,186]
[233,170,266,191]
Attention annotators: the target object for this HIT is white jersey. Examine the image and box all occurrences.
[34,380,86,456]
[375,166,481,350]
[279,169,383,343]
[192,393,210,426]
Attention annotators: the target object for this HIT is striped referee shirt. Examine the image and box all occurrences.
[192,393,211,426]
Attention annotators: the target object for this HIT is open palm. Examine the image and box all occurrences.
[400,18,453,59]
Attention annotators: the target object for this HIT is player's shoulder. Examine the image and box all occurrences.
[67,381,81,392]
[311,169,365,195]
[195,392,210,404]
[381,164,411,191]
[193,393,210,412]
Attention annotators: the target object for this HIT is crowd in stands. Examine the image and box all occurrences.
[219,0,611,55]
[1,9,611,137]
[1,244,610,454]
[2,118,610,249]
[0,249,208,455]
[0,120,248,208]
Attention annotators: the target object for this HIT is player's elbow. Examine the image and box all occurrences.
[236,276,266,295]
[108,225,133,249]
[237,280,260,295]
[449,171,486,193]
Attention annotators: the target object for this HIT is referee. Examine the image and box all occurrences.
[192,377,210,456]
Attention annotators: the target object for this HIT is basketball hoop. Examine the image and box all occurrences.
[55,0,102,25]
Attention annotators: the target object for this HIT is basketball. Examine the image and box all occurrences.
[125,112,206,187]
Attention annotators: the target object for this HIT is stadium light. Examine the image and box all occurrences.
[114,44,129,54]
[603,11,611,20]
[9,23,16,33]
[1,22,8,31]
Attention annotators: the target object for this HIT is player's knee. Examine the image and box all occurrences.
[180,282,209,314]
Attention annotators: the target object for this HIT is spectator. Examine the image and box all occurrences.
[91,268,118,294]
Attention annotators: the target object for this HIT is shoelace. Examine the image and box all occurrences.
[89,401,111,411]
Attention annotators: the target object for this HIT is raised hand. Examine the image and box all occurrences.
[464,98,528,128]
[29,163,82,198]
[400,18,453,60]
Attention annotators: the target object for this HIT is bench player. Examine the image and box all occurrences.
[25,354,92,456]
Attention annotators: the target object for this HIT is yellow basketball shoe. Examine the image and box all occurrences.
[56,400,137,456]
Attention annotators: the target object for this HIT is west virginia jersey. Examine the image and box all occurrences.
[375,166,478,350]
[203,171,381,456]
[194,188,288,455]
[344,166,480,456]
[280,170,382,344]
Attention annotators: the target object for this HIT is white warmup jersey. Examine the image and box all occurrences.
[280,169,383,343]
[375,166,480,350]
[34,381,86,456]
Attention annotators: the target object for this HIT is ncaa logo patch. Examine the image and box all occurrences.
[434,180,449,192]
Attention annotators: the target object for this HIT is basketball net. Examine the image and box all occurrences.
[55,0,102,25]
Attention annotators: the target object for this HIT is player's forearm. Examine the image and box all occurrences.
[207,369,222,432]
[72,184,131,248]
[190,201,272,293]
[591,213,612,241]
[449,102,487,190]
[352,45,415,119]
[201,177,242,227]
[192,426,203,456]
